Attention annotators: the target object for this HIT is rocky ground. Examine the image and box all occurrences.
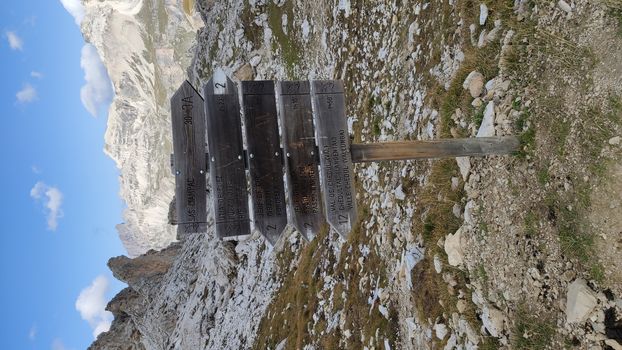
[91,0,622,349]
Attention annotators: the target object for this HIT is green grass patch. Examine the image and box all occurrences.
[515,126,535,159]
[590,262,605,284]
[536,166,550,186]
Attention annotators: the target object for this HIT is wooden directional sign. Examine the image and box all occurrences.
[170,81,207,234]
[241,81,287,244]
[278,81,325,240]
[312,80,357,237]
[204,76,251,239]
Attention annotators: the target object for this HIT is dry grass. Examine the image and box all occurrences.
[511,305,556,349]
[408,159,485,346]
[254,195,399,349]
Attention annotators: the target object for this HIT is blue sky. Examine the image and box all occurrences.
[0,1,126,349]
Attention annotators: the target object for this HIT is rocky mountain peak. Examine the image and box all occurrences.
[80,0,202,256]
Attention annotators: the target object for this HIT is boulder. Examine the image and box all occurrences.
[566,279,598,324]
[463,71,485,98]
[444,226,465,266]
[482,306,506,337]
[233,63,254,81]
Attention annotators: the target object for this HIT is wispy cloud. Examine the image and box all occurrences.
[76,276,113,339]
[16,84,38,104]
[59,0,85,26]
[24,16,37,26]
[30,182,64,231]
[51,339,67,350]
[6,31,23,51]
[31,165,41,174]
[29,324,37,340]
[31,71,43,79]
[80,44,113,117]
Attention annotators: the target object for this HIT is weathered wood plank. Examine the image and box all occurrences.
[242,80,287,244]
[312,80,357,238]
[171,81,208,234]
[278,81,325,241]
[350,137,521,163]
[204,76,251,239]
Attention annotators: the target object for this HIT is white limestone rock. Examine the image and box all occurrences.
[566,279,598,324]
[476,101,496,137]
[444,226,465,267]
[463,71,484,98]
[434,323,448,340]
[558,0,572,13]
[481,306,506,338]
[456,157,471,181]
[479,4,488,25]
[433,254,443,274]
[394,184,406,200]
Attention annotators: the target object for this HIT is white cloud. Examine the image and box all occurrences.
[79,44,113,117]
[31,165,41,174]
[16,84,38,104]
[29,324,37,340]
[51,339,67,350]
[30,181,64,231]
[59,0,85,26]
[6,31,23,50]
[31,71,43,79]
[76,276,113,339]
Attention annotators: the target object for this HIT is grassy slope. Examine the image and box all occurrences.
[236,0,622,348]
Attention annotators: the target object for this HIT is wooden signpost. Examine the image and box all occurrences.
[278,81,325,241]
[241,80,288,244]
[170,77,520,244]
[204,76,251,239]
[312,80,357,238]
[170,81,207,234]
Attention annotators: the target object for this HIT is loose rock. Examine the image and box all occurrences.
[233,63,254,81]
[434,254,443,274]
[444,226,465,267]
[463,71,485,98]
[481,306,506,338]
[605,339,622,350]
[566,279,598,324]
[479,4,488,26]
[476,101,495,137]
[558,0,572,13]
[456,157,471,181]
[435,323,448,340]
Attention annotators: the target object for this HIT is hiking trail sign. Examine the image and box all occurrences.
[170,77,520,244]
